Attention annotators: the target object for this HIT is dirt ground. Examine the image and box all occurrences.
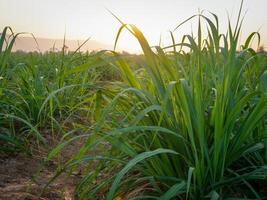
[0,135,83,200]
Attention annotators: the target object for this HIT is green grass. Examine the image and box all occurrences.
[0,33,115,153]
[1,1,267,199]
[49,2,267,199]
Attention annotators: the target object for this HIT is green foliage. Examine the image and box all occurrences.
[1,2,267,199]
[51,3,267,199]
[0,31,114,153]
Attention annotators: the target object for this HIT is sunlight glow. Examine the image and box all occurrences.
[0,0,266,53]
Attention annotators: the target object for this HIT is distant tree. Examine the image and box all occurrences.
[121,50,130,55]
[15,50,25,53]
[258,45,265,52]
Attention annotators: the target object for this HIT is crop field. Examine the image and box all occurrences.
[0,1,267,199]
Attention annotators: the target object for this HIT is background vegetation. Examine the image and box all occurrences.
[1,2,267,199]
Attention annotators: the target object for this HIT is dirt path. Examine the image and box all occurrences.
[0,136,83,200]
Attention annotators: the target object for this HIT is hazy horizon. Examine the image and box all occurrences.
[12,35,114,53]
[1,0,267,53]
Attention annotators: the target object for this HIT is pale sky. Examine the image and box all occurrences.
[0,0,267,53]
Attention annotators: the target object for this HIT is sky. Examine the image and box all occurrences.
[0,0,267,53]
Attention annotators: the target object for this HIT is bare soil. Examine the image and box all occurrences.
[0,135,83,200]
